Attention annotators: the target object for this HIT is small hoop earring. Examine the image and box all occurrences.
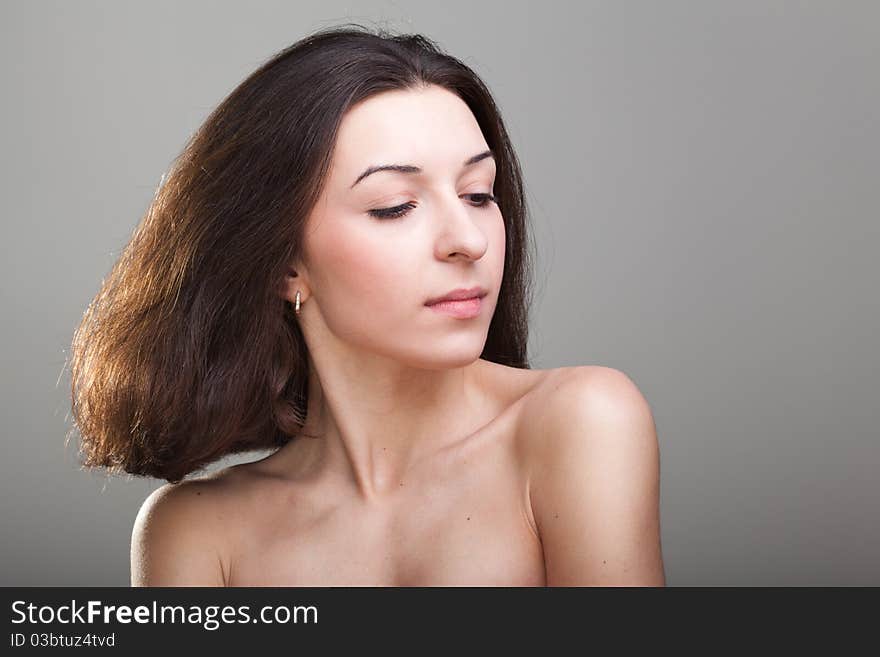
[294,290,301,315]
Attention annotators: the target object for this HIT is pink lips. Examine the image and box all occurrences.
[425,286,487,319]
[426,296,483,319]
[425,286,488,319]
[425,286,487,305]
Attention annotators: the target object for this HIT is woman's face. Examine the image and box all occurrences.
[294,84,506,369]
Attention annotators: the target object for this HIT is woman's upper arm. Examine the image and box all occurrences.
[525,366,665,586]
[131,481,227,587]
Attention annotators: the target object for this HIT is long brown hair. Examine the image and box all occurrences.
[68,24,535,483]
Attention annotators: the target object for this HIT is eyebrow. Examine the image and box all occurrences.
[350,149,495,189]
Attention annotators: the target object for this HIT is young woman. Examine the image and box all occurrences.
[69,25,665,586]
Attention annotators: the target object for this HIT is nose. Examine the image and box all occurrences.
[432,192,490,261]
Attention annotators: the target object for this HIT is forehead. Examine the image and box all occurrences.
[330,85,490,178]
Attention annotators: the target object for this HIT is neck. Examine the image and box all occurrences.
[288,348,492,503]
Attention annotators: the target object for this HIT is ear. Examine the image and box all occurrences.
[280,261,310,306]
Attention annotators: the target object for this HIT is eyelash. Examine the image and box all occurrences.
[368,193,498,220]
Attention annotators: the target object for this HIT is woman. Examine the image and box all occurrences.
[69,25,665,586]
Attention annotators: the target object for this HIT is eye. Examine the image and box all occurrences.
[368,193,498,220]
[368,201,417,220]
[465,193,498,208]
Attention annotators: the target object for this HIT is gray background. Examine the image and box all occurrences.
[2,1,877,586]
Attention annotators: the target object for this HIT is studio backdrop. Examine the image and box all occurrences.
[1,0,878,585]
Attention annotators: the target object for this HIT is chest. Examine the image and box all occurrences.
[227,445,546,586]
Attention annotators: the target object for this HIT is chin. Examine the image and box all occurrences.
[394,343,486,371]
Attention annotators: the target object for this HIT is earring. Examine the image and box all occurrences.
[294,290,301,315]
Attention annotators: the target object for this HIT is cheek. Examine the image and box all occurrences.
[310,223,419,322]
[488,211,507,283]
[495,211,507,254]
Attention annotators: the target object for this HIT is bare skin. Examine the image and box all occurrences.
[218,358,552,586]
[131,84,665,586]
[132,361,665,586]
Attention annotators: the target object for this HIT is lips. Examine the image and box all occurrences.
[425,286,488,306]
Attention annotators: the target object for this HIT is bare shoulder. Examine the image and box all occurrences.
[131,468,242,586]
[515,365,664,585]
[517,365,656,457]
